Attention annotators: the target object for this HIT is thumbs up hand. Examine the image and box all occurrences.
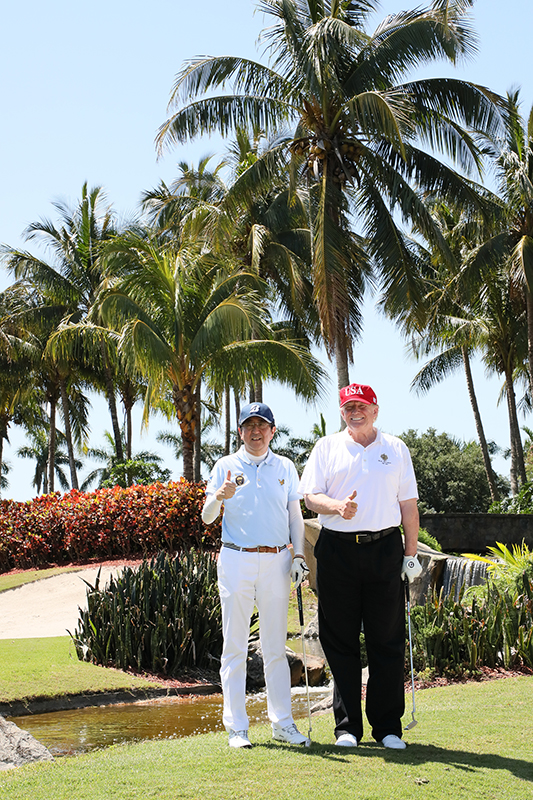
[215,470,237,501]
[338,489,358,520]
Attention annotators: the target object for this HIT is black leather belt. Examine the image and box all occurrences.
[322,526,399,544]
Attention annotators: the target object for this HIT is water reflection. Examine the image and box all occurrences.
[9,686,329,757]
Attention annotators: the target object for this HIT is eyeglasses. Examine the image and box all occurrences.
[241,421,271,431]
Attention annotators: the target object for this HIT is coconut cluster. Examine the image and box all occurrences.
[290,135,363,185]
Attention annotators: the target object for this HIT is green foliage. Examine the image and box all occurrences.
[71,550,222,674]
[409,572,533,677]
[489,481,533,513]
[100,459,171,489]
[417,526,442,552]
[463,541,533,596]
[401,428,509,513]
[0,481,220,572]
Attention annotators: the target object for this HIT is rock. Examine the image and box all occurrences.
[302,653,326,686]
[304,612,320,639]
[246,640,326,690]
[0,715,53,771]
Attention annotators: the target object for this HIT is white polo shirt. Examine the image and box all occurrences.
[298,429,418,532]
[205,446,301,548]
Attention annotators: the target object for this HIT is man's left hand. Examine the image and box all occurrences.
[290,556,309,589]
[401,554,422,583]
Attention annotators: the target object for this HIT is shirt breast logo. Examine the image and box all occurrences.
[235,474,245,486]
[278,479,285,485]
[379,453,391,465]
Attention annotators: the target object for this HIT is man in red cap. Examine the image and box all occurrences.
[298,383,422,750]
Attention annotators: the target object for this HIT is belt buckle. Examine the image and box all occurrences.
[355,534,362,544]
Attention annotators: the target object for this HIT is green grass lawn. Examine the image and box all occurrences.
[0,637,166,706]
[1,677,532,799]
[0,566,86,594]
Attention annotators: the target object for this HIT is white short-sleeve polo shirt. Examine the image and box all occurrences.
[298,429,418,532]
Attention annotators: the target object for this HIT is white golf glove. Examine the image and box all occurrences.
[290,556,309,589]
[401,554,422,583]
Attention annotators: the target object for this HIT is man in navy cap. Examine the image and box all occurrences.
[202,402,309,748]
[299,383,422,750]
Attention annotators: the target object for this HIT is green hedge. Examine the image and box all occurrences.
[0,481,221,573]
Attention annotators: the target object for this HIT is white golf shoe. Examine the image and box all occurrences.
[381,734,406,750]
[335,733,358,747]
[272,723,308,745]
[228,730,252,748]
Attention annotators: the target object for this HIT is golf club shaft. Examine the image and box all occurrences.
[297,585,312,740]
[405,578,416,720]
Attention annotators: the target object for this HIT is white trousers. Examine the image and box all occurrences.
[217,546,294,732]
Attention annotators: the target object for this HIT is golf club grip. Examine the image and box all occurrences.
[297,585,304,627]
[404,576,410,604]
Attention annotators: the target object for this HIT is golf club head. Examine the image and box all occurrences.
[405,716,418,730]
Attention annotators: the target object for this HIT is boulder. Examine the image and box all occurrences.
[246,640,326,690]
[0,715,53,771]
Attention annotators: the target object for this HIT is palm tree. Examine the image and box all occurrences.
[469,89,533,404]
[81,430,170,490]
[97,234,327,480]
[394,198,502,501]
[17,427,79,495]
[146,138,320,408]
[157,0,504,391]
[0,283,62,493]
[2,183,126,464]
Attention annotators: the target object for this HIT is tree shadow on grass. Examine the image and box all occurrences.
[263,741,533,782]
[357,742,533,784]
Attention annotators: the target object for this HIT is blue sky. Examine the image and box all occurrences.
[0,0,531,499]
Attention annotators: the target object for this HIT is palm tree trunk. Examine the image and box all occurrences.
[173,383,196,481]
[253,375,263,402]
[224,385,231,455]
[125,406,133,461]
[335,338,350,429]
[527,289,533,404]
[194,382,201,482]
[101,343,124,463]
[0,430,4,499]
[234,391,241,435]
[60,379,79,491]
[461,347,499,502]
[48,399,57,493]
[504,369,527,494]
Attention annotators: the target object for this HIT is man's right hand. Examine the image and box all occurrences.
[338,490,358,520]
[215,470,237,501]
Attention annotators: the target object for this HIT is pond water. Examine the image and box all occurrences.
[9,686,330,756]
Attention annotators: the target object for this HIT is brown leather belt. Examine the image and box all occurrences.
[322,526,399,544]
[222,543,287,553]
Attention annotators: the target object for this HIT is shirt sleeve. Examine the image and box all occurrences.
[298,438,327,496]
[287,459,302,502]
[397,442,418,501]
[205,460,226,497]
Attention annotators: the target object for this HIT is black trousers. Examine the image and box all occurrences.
[315,527,405,742]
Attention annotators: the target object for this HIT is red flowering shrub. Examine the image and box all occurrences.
[0,480,221,573]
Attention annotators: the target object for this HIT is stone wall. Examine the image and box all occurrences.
[420,513,533,553]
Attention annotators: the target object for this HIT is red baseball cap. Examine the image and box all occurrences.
[339,383,377,407]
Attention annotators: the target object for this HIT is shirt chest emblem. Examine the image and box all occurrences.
[235,474,245,486]
[379,453,391,465]
[278,479,285,486]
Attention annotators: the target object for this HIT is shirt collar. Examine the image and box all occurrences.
[238,444,272,465]
[342,427,382,447]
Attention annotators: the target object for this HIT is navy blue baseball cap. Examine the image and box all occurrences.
[238,402,275,426]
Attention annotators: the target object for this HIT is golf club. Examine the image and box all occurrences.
[297,584,312,747]
[404,577,418,730]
